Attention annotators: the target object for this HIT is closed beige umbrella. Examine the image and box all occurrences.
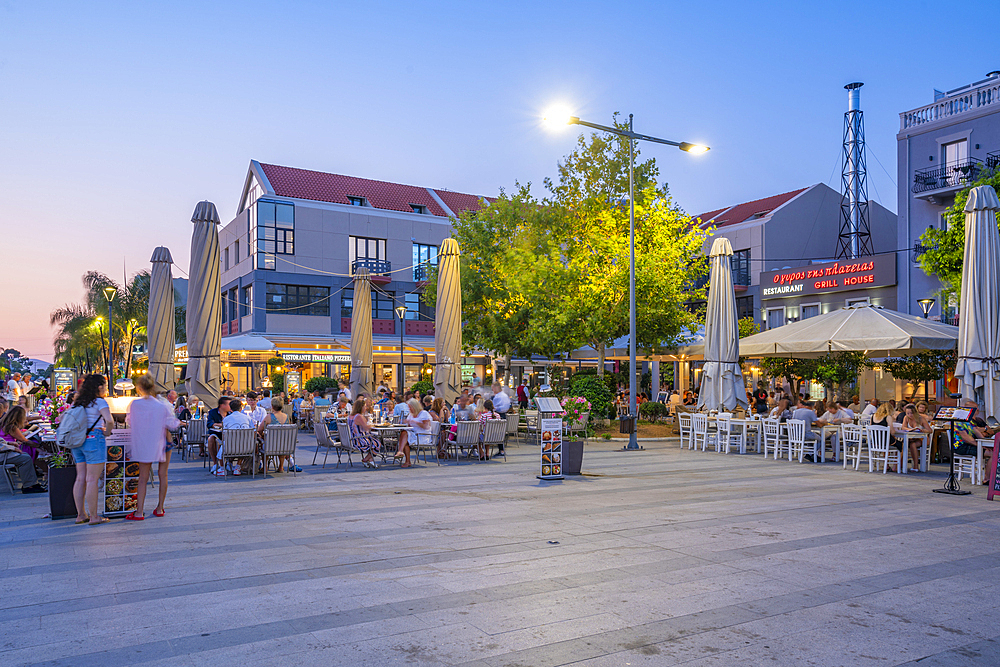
[350,267,373,399]
[434,238,462,404]
[698,237,747,412]
[147,246,175,394]
[185,201,222,407]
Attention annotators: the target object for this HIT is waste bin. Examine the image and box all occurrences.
[619,415,636,434]
[563,440,584,475]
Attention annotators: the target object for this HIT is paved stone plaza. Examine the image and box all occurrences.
[2,435,999,666]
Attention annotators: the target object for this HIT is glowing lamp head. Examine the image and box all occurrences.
[679,142,710,155]
[103,286,118,301]
[542,106,576,130]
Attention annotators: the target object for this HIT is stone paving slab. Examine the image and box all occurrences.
[2,435,999,666]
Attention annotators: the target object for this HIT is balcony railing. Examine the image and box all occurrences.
[899,76,1000,130]
[912,157,984,194]
[351,258,391,276]
[988,150,1000,171]
[732,268,751,287]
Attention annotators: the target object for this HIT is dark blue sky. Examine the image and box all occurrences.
[2,0,995,359]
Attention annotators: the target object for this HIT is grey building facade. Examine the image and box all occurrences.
[897,71,1000,319]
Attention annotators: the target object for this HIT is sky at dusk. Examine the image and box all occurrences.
[2,0,995,363]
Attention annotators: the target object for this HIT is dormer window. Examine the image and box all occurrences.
[410,204,427,214]
[348,196,366,207]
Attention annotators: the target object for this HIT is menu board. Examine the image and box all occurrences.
[934,406,976,421]
[102,430,137,517]
[538,417,564,480]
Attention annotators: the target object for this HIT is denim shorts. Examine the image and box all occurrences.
[73,431,107,465]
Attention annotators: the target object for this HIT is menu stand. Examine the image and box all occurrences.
[535,397,564,480]
[932,404,974,497]
[102,430,137,516]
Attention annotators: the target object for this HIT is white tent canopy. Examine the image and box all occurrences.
[738,304,958,358]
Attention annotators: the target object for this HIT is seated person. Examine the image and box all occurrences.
[871,402,907,472]
[220,399,253,475]
[0,406,46,493]
[257,397,297,473]
[952,401,990,475]
[474,399,502,460]
[346,398,385,469]
[205,397,231,476]
[392,391,414,421]
[791,399,826,461]
[822,400,854,424]
[393,399,427,468]
[768,398,793,421]
[326,395,351,420]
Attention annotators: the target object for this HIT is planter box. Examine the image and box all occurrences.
[563,440,584,475]
[48,466,78,520]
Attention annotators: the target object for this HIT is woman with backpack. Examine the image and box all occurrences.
[71,375,114,525]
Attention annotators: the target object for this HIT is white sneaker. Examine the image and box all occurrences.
[210,464,218,474]
[232,463,242,476]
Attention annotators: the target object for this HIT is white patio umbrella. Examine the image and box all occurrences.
[955,185,1000,420]
[184,201,222,407]
[697,237,747,412]
[738,304,958,358]
[434,238,462,404]
[350,267,373,400]
[147,246,175,394]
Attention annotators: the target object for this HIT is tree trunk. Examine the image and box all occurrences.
[597,342,606,377]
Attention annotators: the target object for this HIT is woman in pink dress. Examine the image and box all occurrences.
[125,374,179,520]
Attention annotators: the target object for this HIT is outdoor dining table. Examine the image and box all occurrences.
[899,431,930,474]
[705,416,761,452]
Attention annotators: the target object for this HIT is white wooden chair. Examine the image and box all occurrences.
[975,439,995,486]
[858,414,873,427]
[677,413,693,449]
[716,413,745,454]
[954,453,978,484]
[787,419,820,463]
[762,418,787,460]
[691,413,714,452]
[840,424,865,471]
[866,425,899,474]
[220,428,257,479]
[182,418,207,463]
[263,424,298,476]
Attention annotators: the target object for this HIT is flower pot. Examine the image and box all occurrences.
[48,466,78,520]
[563,440,584,475]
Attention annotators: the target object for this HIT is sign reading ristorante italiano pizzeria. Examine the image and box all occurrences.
[281,353,351,363]
[760,252,896,299]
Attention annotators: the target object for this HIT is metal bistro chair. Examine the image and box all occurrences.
[2,458,17,495]
[678,412,693,450]
[220,428,258,479]
[263,424,299,476]
[482,419,507,461]
[411,421,442,465]
[840,424,866,471]
[313,421,352,468]
[521,410,539,441]
[451,421,481,463]
[505,412,520,448]
[866,425,899,474]
[182,418,207,463]
[337,421,358,464]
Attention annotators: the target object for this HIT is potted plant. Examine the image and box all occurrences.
[560,396,591,475]
[47,450,78,520]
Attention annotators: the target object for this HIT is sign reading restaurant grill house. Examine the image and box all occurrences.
[761,253,896,299]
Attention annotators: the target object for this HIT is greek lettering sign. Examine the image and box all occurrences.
[760,253,896,299]
[282,353,351,363]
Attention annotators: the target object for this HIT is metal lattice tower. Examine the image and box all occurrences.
[837,82,874,259]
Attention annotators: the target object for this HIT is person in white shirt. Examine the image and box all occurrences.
[490,383,511,416]
[6,373,22,400]
[243,392,268,427]
[338,381,352,402]
[221,398,254,475]
[861,399,879,417]
[471,373,482,388]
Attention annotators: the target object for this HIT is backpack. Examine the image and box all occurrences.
[56,405,103,449]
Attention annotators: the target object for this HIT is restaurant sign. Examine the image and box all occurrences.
[760,253,896,299]
[281,353,351,363]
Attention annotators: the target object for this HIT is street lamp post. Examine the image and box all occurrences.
[546,111,708,450]
[918,298,935,319]
[395,305,408,395]
[103,286,117,383]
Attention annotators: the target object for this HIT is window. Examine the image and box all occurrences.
[801,303,820,320]
[224,247,230,271]
[730,249,751,286]
[265,284,330,316]
[347,196,366,206]
[228,288,238,322]
[735,295,754,321]
[240,286,252,317]
[942,139,967,166]
[250,200,294,270]
[767,307,785,329]
[349,236,387,274]
[405,292,435,321]
[234,240,240,264]
[846,297,870,307]
[409,204,427,214]
[341,288,396,319]
[412,243,439,281]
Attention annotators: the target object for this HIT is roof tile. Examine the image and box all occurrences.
[697,188,808,229]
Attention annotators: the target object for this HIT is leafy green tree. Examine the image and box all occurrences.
[881,350,956,399]
[918,169,1000,298]
[1,349,32,375]
[813,352,872,401]
[738,317,760,339]
[760,357,819,396]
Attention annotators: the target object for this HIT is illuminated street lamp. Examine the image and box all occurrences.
[917,298,935,319]
[103,286,117,382]
[545,109,709,450]
[395,305,408,394]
